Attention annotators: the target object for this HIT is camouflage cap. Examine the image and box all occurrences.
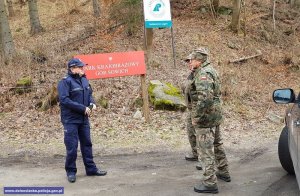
[185,47,209,62]
[195,47,209,55]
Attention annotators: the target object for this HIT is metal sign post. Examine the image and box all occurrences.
[171,26,176,68]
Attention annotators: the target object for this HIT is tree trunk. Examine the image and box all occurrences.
[92,0,100,18]
[19,0,26,8]
[213,0,220,11]
[28,0,44,35]
[0,0,15,60]
[0,24,3,60]
[230,0,241,33]
[6,0,14,17]
[290,0,300,7]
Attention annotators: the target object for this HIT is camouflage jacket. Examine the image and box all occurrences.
[184,61,223,128]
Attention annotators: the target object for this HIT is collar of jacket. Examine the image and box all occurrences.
[67,70,86,79]
[193,61,210,76]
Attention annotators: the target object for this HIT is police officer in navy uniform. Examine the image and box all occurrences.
[58,58,107,183]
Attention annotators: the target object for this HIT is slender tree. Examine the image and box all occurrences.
[0,25,2,58]
[290,0,300,7]
[93,0,101,18]
[0,0,15,60]
[28,0,44,35]
[109,0,143,36]
[213,0,220,11]
[6,0,15,17]
[19,0,26,8]
[272,0,276,31]
[230,0,241,33]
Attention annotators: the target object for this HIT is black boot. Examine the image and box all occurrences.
[216,172,231,182]
[67,174,76,183]
[195,163,202,170]
[185,152,198,161]
[87,169,107,176]
[194,183,218,194]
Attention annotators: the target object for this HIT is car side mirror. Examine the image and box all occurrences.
[273,88,295,104]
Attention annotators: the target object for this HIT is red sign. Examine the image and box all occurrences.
[75,51,146,80]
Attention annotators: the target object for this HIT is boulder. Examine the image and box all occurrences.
[148,80,186,111]
[15,76,32,94]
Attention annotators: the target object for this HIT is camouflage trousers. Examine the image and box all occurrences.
[195,125,229,187]
[186,113,198,156]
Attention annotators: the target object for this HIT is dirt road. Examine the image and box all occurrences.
[0,139,299,196]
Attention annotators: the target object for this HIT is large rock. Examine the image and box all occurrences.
[15,76,32,94]
[148,80,186,111]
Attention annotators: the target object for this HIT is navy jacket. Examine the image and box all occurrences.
[58,71,95,124]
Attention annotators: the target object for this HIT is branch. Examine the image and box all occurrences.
[106,22,126,33]
[229,50,262,64]
[273,0,276,31]
[209,0,217,21]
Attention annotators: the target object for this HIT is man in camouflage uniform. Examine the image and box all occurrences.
[184,48,230,194]
[184,71,199,162]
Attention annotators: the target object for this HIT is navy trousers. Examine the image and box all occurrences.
[63,123,98,175]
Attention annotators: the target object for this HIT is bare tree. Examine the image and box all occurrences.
[0,25,2,58]
[212,0,220,10]
[6,0,15,17]
[290,0,300,7]
[19,0,27,8]
[93,0,101,18]
[28,0,44,35]
[0,0,15,60]
[272,0,276,31]
[109,0,143,36]
[230,0,241,32]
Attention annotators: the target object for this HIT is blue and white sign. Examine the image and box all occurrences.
[143,0,172,28]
